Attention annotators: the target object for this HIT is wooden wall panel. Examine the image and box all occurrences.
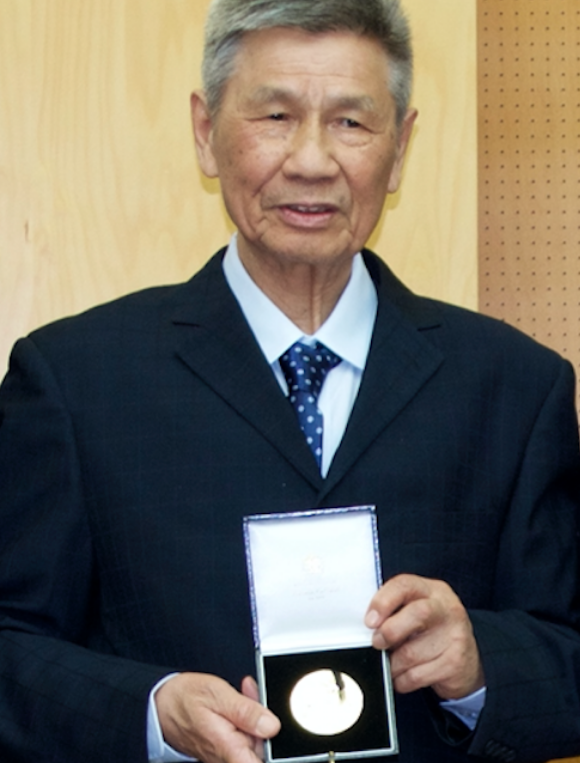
[0,0,477,373]
[0,1,215,371]
[379,0,477,310]
[478,0,580,389]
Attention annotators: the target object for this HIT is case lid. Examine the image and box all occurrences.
[244,506,382,654]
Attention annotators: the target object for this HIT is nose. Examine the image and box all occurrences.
[283,119,339,181]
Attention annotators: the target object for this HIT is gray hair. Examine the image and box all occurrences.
[201,0,413,126]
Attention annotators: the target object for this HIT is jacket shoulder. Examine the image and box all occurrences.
[26,250,226,349]
[364,248,569,372]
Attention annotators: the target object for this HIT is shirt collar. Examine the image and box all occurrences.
[222,234,377,371]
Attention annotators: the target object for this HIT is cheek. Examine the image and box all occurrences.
[350,163,392,207]
[213,125,254,170]
[221,140,280,189]
[372,161,398,206]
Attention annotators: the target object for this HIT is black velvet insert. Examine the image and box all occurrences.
[263,647,393,760]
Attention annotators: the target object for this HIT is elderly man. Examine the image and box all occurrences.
[1,1,580,762]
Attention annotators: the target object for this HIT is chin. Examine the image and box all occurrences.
[261,233,357,269]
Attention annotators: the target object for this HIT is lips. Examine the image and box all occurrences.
[277,203,338,229]
[285,204,337,214]
[284,203,337,214]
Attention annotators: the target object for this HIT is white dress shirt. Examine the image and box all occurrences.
[223,235,377,477]
[147,236,484,761]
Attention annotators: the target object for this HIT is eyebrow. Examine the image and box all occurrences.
[245,86,379,114]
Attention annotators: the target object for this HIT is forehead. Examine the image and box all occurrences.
[227,27,392,101]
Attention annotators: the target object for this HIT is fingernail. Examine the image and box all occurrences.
[365,609,380,628]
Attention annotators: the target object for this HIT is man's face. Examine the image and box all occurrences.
[193,27,416,274]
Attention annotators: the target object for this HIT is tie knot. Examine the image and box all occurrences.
[279,341,341,399]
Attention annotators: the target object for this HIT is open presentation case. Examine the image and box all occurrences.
[244,506,398,763]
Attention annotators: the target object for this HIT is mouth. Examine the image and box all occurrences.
[284,203,337,214]
[277,203,338,228]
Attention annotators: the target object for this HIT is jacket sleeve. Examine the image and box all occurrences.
[466,359,580,762]
[0,337,168,763]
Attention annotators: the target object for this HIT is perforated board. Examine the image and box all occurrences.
[478,0,580,405]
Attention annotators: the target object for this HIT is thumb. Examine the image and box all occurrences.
[224,683,280,740]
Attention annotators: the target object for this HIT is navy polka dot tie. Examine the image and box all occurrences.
[279,341,341,467]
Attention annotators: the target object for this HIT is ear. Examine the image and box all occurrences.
[190,90,220,178]
[387,107,418,194]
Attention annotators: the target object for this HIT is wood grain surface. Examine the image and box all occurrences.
[0,0,477,372]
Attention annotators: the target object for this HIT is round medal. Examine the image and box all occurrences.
[289,669,364,736]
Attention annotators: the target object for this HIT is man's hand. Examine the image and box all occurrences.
[156,672,281,763]
[365,574,485,700]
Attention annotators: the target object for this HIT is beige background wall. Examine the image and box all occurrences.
[0,0,477,373]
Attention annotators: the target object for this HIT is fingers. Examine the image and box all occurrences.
[241,675,260,703]
[366,575,454,649]
[388,618,482,699]
[241,676,266,759]
[365,574,433,634]
[156,672,280,763]
[365,574,485,700]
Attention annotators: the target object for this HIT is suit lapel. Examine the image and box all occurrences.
[170,252,323,490]
[320,253,444,500]
[169,250,443,499]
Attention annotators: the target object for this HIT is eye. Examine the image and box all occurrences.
[268,113,287,121]
[341,118,362,129]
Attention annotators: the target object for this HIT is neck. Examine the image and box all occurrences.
[238,246,354,335]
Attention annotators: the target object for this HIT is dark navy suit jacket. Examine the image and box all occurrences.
[1,250,580,762]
